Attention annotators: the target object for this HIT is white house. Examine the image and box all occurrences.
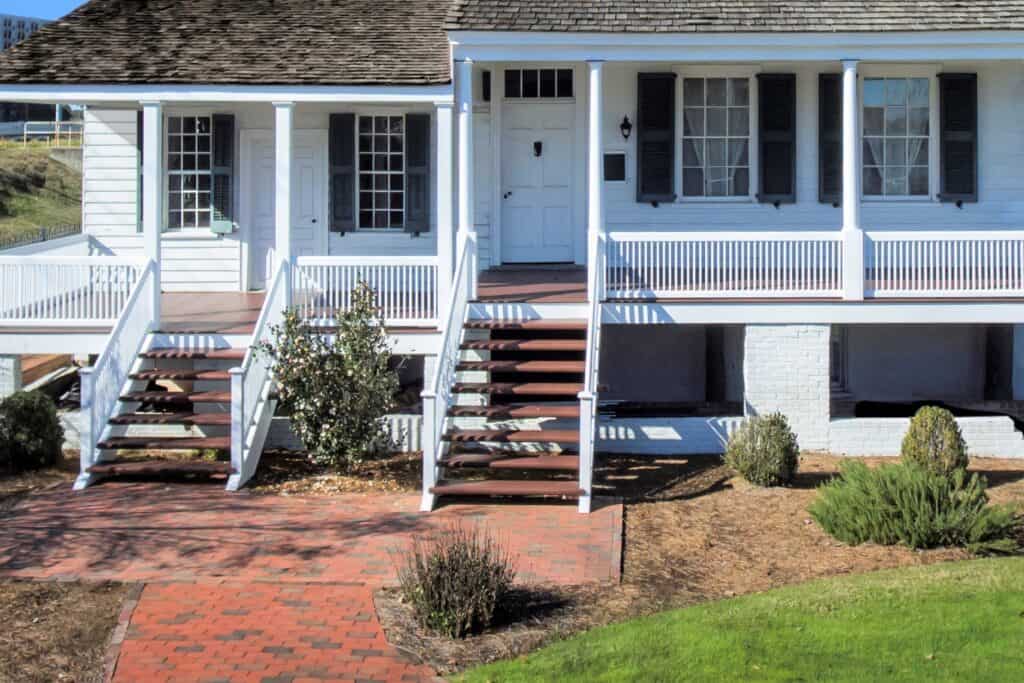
[3,0,1024,512]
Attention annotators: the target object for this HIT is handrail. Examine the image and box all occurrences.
[577,233,605,514]
[420,231,476,511]
[228,259,290,490]
[74,260,156,489]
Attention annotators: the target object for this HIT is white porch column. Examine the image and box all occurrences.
[840,59,865,301]
[435,101,455,327]
[455,59,477,295]
[586,60,606,300]
[141,101,163,321]
[274,102,294,303]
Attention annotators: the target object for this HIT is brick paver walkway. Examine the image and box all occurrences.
[0,483,622,682]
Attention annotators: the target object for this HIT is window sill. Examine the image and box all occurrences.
[676,196,756,205]
[161,230,222,241]
[861,197,935,204]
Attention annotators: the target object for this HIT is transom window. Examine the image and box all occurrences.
[863,77,930,197]
[504,69,574,99]
[682,77,750,197]
[358,115,405,230]
[166,116,213,229]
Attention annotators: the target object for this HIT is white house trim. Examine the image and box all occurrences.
[273,102,294,296]
[0,84,454,105]
[141,101,163,320]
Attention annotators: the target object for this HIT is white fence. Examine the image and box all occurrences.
[292,256,439,326]
[0,256,143,326]
[22,121,83,147]
[606,232,845,299]
[865,231,1024,298]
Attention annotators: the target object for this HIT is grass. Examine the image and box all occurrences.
[0,140,82,242]
[460,558,1024,682]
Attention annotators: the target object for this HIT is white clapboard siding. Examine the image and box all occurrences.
[94,234,242,292]
[82,109,139,238]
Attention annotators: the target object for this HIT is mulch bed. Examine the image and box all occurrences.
[0,450,77,513]
[376,452,1024,674]
[0,580,132,683]
[248,449,421,495]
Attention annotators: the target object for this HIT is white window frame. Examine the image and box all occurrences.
[674,66,760,203]
[858,64,941,203]
[356,112,407,232]
[502,67,576,101]
[163,113,215,232]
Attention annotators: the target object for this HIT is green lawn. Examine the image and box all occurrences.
[0,141,82,242]
[461,558,1024,682]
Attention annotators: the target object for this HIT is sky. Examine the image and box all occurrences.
[4,1,84,21]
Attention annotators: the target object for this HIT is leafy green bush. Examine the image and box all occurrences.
[259,282,399,470]
[724,413,800,487]
[809,461,1019,554]
[395,523,516,639]
[901,406,968,476]
[0,390,64,473]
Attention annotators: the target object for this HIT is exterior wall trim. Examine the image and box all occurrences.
[0,84,455,105]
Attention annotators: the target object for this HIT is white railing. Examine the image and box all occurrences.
[228,260,290,490]
[866,231,1024,298]
[420,234,476,511]
[606,231,845,299]
[292,256,438,327]
[74,260,157,489]
[577,233,605,514]
[0,256,143,326]
[23,120,83,147]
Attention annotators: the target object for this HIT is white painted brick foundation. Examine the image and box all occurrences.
[743,324,831,450]
[829,416,1024,458]
[0,355,22,399]
[266,414,423,453]
[598,417,745,455]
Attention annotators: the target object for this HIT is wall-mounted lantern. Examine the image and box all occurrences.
[619,115,633,141]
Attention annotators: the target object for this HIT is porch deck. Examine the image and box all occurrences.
[477,266,587,304]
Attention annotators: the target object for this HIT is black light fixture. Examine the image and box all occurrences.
[619,115,633,140]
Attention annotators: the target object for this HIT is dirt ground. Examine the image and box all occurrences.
[248,449,422,494]
[0,451,76,513]
[378,452,1024,675]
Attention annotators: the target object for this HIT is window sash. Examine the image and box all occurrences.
[357,115,406,230]
[681,77,751,198]
[166,115,214,230]
[861,77,931,198]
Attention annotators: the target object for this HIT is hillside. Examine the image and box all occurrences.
[0,141,82,245]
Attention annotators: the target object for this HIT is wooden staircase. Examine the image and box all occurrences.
[430,319,587,502]
[89,344,244,481]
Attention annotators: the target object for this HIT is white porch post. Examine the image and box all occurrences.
[274,102,294,305]
[141,101,163,321]
[435,101,455,327]
[840,59,865,301]
[586,60,606,300]
[0,355,22,399]
[455,58,477,296]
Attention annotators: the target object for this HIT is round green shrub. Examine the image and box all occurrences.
[724,413,799,487]
[900,406,968,476]
[0,390,64,473]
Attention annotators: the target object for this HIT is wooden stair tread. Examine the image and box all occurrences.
[130,370,232,381]
[140,348,245,361]
[430,480,583,498]
[461,339,586,352]
[463,319,587,331]
[452,382,584,396]
[442,452,579,471]
[88,459,233,476]
[120,391,232,404]
[97,436,231,450]
[448,404,580,419]
[444,429,580,443]
[108,412,232,426]
[456,360,585,373]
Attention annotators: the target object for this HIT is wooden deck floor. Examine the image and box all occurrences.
[477,266,588,304]
[159,292,266,335]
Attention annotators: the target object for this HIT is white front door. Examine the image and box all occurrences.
[501,102,575,263]
[242,130,327,289]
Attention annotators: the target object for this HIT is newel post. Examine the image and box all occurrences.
[840,60,865,301]
[74,367,96,490]
[420,390,438,511]
[228,367,245,490]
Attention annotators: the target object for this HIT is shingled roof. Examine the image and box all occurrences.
[446,1,1024,33]
[0,0,452,86]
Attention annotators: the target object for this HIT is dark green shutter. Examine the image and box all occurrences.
[636,73,676,204]
[211,114,235,233]
[136,110,143,232]
[329,113,356,234]
[818,74,842,205]
[757,73,796,204]
[404,113,431,235]
[939,73,978,203]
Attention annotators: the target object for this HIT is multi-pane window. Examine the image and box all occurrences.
[682,77,750,197]
[504,69,574,99]
[863,77,930,197]
[166,116,213,229]
[358,115,405,230]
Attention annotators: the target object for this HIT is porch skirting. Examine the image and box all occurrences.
[266,414,423,453]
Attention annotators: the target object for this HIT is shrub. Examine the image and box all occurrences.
[809,461,1019,554]
[0,390,64,474]
[259,282,399,470]
[901,406,968,476]
[724,413,800,487]
[395,523,516,639]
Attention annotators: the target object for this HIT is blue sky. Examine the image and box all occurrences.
[6,1,84,21]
